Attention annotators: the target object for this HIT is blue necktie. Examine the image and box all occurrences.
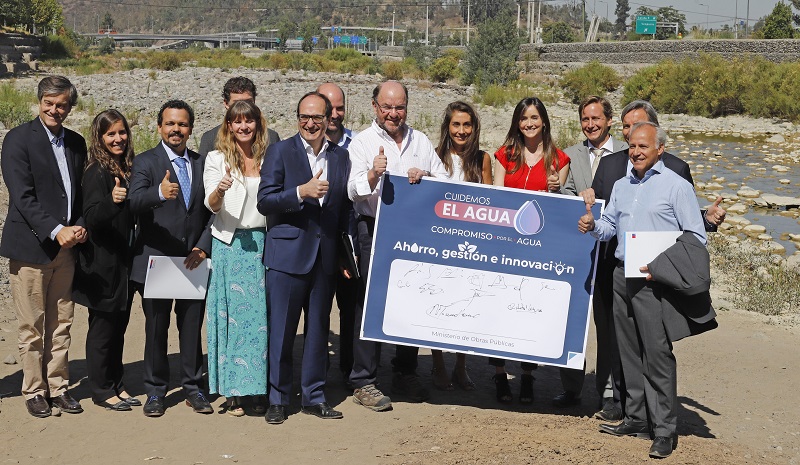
[174,157,191,209]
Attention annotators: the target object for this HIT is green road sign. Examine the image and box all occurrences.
[636,15,657,34]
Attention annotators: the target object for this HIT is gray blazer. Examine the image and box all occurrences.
[562,137,628,196]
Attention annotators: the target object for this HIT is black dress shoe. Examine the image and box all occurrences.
[649,436,677,458]
[185,392,213,414]
[552,390,581,408]
[302,402,343,419]
[143,396,165,417]
[50,392,83,414]
[265,404,286,424]
[595,398,623,422]
[96,399,132,411]
[120,397,142,407]
[599,421,651,439]
[26,395,51,418]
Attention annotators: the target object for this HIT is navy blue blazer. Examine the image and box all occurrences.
[257,134,351,276]
[0,118,86,264]
[128,143,212,284]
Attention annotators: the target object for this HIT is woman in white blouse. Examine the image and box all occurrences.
[430,101,492,392]
[203,100,270,416]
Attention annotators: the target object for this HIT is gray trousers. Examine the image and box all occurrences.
[612,266,678,437]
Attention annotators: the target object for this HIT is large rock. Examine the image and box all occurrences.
[760,194,800,208]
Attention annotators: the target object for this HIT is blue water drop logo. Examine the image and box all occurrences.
[513,200,545,235]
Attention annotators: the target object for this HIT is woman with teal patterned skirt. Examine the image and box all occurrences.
[203,100,271,416]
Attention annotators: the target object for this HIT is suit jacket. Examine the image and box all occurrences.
[562,137,628,196]
[257,134,350,276]
[198,124,280,156]
[591,150,694,263]
[0,118,86,264]
[72,163,135,311]
[648,232,718,342]
[128,143,213,284]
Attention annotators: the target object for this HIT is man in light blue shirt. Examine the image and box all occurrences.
[578,121,705,458]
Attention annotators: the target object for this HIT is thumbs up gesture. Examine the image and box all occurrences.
[216,165,233,197]
[546,173,560,192]
[111,176,127,204]
[160,169,179,200]
[300,169,329,199]
[578,202,595,234]
[704,196,726,226]
[372,146,387,177]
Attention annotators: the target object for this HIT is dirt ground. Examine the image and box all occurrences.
[0,282,797,464]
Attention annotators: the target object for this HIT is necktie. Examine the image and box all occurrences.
[174,156,191,209]
[590,147,605,178]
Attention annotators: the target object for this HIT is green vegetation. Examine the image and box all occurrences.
[709,235,800,316]
[541,22,576,44]
[473,79,558,107]
[41,34,79,59]
[462,13,521,92]
[623,54,800,121]
[427,49,462,83]
[0,82,36,128]
[761,1,794,39]
[560,61,621,104]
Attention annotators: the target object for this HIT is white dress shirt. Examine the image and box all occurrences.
[297,137,329,205]
[41,120,71,240]
[347,120,447,218]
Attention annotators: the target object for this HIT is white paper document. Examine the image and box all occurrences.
[143,255,211,300]
[624,231,682,278]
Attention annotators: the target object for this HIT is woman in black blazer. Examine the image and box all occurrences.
[73,109,138,411]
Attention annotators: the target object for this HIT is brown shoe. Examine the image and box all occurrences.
[26,394,51,418]
[50,392,84,414]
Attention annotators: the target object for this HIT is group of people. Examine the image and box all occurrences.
[1,73,727,458]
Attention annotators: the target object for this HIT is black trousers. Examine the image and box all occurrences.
[86,308,132,403]
[138,280,205,398]
[335,273,358,374]
[348,217,383,388]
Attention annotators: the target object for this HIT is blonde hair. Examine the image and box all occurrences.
[214,100,269,175]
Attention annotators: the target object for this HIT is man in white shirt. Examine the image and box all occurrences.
[347,80,448,408]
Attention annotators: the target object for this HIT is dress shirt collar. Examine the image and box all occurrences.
[334,127,354,149]
[300,135,329,157]
[39,117,64,146]
[370,119,409,148]
[161,140,189,161]
[588,136,615,154]
[627,158,665,182]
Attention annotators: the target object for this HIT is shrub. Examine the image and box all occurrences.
[428,55,460,82]
[462,13,520,91]
[98,37,115,55]
[0,83,35,128]
[474,80,558,107]
[324,47,362,62]
[382,61,404,80]
[560,61,621,103]
[41,34,78,59]
[146,52,181,71]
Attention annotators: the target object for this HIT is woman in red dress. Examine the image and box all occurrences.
[490,97,570,404]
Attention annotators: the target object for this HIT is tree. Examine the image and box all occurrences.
[542,21,576,43]
[276,16,296,53]
[298,18,320,53]
[103,12,114,31]
[462,13,520,91]
[789,0,800,26]
[460,0,515,25]
[762,1,794,39]
[632,5,686,39]
[31,0,63,33]
[614,0,629,36]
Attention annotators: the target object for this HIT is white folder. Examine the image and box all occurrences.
[624,231,682,278]
[143,255,211,300]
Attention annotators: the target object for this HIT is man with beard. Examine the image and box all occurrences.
[347,80,448,409]
[129,100,213,417]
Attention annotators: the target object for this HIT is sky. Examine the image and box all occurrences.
[584,0,783,29]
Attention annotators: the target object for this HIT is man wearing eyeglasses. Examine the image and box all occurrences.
[257,91,353,424]
[347,80,448,408]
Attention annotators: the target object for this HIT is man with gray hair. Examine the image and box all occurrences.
[0,76,87,418]
[578,121,708,458]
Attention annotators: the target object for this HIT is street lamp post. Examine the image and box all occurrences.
[697,2,708,34]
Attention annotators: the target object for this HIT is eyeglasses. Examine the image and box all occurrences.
[373,100,407,114]
[298,114,325,124]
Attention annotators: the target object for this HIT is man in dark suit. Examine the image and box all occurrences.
[198,76,280,156]
[129,100,213,417]
[0,76,87,418]
[555,96,628,416]
[257,92,351,425]
[583,100,726,422]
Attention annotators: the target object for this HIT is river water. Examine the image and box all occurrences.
[673,134,799,254]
